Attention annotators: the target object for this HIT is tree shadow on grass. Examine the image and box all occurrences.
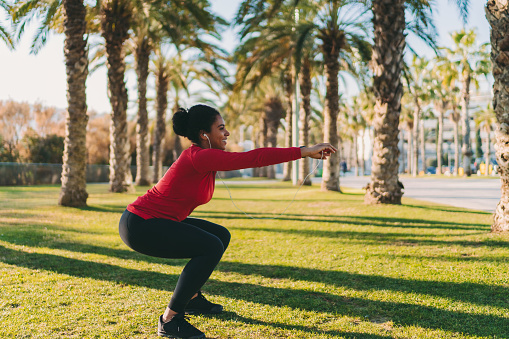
[225,225,506,249]
[0,224,186,267]
[194,210,490,232]
[2,225,509,314]
[378,252,509,264]
[212,197,360,203]
[215,311,393,339]
[75,204,127,213]
[1,245,507,338]
[215,261,509,311]
[404,204,492,215]
[216,184,306,190]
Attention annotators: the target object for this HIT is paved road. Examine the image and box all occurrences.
[335,176,501,212]
[226,176,502,212]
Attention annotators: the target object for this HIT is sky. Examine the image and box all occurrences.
[0,0,491,116]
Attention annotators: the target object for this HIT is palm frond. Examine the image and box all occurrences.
[0,0,13,48]
[0,25,13,48]
[448,0,469,24]
[405,0,438,53]
[12,0,61,54]
[12,0,42,41]
[31,0,60,53]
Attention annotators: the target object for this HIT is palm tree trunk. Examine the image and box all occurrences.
[407,127,412,174]
[282,65,293,181]
[399,129,404,173]
[365,0,405,204]
[345,140,352,170]
[252,128,261,177]
[58,0,89,207]
[353,133,359,176]
[134,37,151,186]
[412,105,420,176]
[420,119,426,173]
[437,104,445,174]
[320,34,341,192]
[265,97,283,179]
[485,126,491,176]
[259,113,268,177]
[461,74,473,176]
[172,101,183,162]
[454,121,460,175]
[152,59,168,182]
[101,0,133,193]
[487,0,509,231]
[298,57,311,185]
[361,128,366,175]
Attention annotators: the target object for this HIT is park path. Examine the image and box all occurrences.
[225,176,501,212]
[335,176,501,212]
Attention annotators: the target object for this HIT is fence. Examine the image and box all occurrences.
[0,162,242,186]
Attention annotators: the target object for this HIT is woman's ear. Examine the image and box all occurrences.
[199,131,210,142]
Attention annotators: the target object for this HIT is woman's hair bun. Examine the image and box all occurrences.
[172,104,220,144]
[172,107,189,137]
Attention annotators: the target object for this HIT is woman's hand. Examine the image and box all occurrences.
[300,143,337,159]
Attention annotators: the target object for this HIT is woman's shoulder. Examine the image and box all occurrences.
[190,144,225,156]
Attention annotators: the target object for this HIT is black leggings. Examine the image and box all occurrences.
[119,210,230,313]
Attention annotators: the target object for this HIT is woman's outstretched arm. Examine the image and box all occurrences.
[192,144,337,173]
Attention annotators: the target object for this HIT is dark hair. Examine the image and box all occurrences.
[172,104,221,144]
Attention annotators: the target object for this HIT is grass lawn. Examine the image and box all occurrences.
[1,182,508,338]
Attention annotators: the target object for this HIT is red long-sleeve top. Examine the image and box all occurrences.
[127,145,302,221]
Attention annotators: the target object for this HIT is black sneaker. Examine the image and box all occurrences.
[184,290,223,315]
[157,314,205,339]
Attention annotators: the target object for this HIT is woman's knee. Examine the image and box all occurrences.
[218,227,231,251]
[205,235,227,260]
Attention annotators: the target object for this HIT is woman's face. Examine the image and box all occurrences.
[205,114,230,150]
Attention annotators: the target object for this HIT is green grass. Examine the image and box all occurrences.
[1,182,508,338]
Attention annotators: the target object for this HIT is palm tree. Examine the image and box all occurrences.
[58,0,89,206]
[365,0,470,203]
[356,85,375,175]
[486,0,509,231]
[432,98,447,175]
[130,2,155,186]
[1,0,13,48]
[429,57,458,175]
[100,0,134,193]
[11,0,64,53]
[364,0,406,203]
[152,49,170,182]
[11,0,90,206]
[309,75,326,147]
[348,94,370,176]
[442,29,491,176]
[298,54,312,185]
[404,56,431,177]
[265,96,285,178]
[226,79,277,178]
[132,32,152,186]
[151,49,195,181]
[419,108,434,174]
[230,70,286,178]
[474,104,496,176]
[448,98,462,175]
[399,101,414,174]
[235,1,371,189]
[342,106,366,176]
[315,1,371,192]
[282,66,294,181]
[234,2,299,182]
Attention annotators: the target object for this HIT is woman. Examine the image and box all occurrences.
[119,104,336,339]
